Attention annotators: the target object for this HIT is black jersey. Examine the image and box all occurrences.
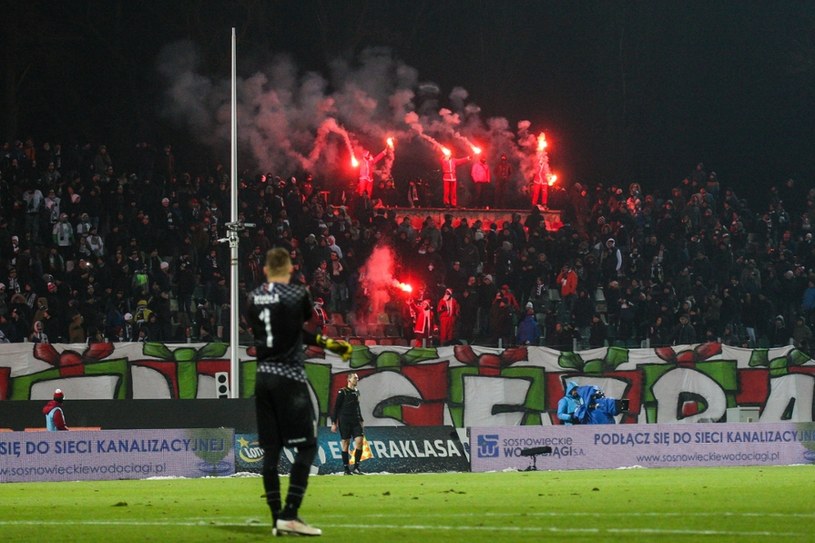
[247,281,313,382]
[333,387,363,423]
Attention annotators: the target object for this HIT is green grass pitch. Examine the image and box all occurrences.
[2,466,813,542]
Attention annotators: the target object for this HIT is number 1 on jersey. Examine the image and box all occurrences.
[260,308,274,348]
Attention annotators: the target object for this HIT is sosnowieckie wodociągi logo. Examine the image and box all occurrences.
[476,434,500,458]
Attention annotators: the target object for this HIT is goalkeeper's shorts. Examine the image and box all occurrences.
[255,373,317,450]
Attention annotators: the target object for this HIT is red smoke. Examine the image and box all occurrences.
[358,244,403,320]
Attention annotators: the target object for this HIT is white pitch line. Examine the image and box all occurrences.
[0,520,803,537]
[319,523,802,537]
[315,510,815,519]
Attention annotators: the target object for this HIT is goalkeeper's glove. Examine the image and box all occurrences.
[316,334,353,361]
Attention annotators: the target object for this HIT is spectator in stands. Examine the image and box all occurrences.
[671,313,696,345]
[30,319,48,343]
[647,315,670,347]
[556,263,578,322]
[517,302,541,345]
[769,315,790,347]
[328,251,348,313]
[572,288,595,342]
[470,155,491,208]
[436,288,459,346]
[456,281,479,342]
[792,315,812,352]
[410,298,434,345]
[493,154,512,209]
[68,311,85,343]
[489,290,515,347]
[588,313,608,348]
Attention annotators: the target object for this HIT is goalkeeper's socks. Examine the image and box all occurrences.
[342,451,350,465]
[262,467,281,521]
[354,448,362,465]
[282,461,309,518]
[281,504,298,520]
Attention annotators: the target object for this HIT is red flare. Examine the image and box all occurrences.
[547,173,557,186]
[393,280,413,293]
[537,132,547,152]
[441,147,451,157]
[471,145,481,155]
[351,156,359,168]
[386,137,395,149]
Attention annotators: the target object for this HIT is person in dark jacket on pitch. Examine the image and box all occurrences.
[43,389,69,431]
[331,372,365,475]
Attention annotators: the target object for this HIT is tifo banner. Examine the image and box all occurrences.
[236,426,468,475]
[0,428,234,483]
[1,341,814,427]
[470,422,815,471]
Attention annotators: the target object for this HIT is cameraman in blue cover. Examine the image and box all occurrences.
[573,385,628,424]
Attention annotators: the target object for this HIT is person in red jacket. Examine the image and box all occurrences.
[43,388,69,431]
[556,264,578,298]
[440,150,470,208]
[411,298,434,345]
[436,289,460,345]
[531,160,551,208]
[357,148,388,197]
[556,263,579,321]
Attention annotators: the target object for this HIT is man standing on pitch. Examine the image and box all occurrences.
[43,389,69,431]
[331,372,365,475]
[247,247,352,537]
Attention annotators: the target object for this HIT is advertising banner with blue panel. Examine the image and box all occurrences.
[470,422,815,472]
[0,428,234,482]
[236,426,468,475]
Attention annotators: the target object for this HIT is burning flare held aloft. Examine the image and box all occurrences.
[393,280,413,294]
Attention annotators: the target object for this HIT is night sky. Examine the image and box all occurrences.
[3,1,814,205]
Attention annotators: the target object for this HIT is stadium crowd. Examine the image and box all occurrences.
[1,138,814,353]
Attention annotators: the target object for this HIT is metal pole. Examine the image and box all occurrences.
[229,27,239,399]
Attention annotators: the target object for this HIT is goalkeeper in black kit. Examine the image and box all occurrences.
[331,372,365,475]
[247,247,352,537]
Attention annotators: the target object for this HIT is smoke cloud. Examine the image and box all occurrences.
[157,41,557,196]
[358,244,401,321]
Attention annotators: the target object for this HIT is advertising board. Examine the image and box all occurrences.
[236,426,468,474]
[470,422,815,471]
[0,428,234,483]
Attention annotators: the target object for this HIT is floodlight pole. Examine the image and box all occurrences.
[229,27,239,399]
